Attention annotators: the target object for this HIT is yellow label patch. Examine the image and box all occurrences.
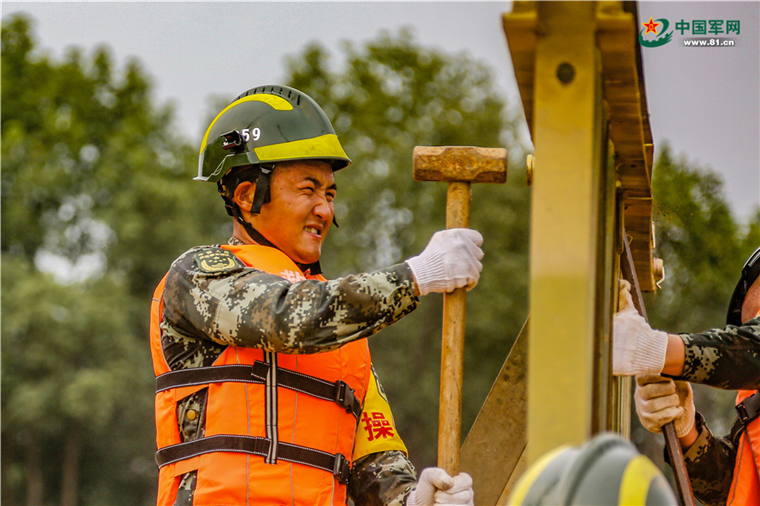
[193,248,243,274]
[352,366,407,461]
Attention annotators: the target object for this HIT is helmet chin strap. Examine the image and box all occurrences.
[250,165,273,215]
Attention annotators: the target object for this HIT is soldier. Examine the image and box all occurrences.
[149,85,478,506]
[612,246,760,506]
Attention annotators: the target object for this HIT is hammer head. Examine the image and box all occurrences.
[413,146,508,184]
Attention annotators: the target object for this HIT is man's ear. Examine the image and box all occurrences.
[233,181,256,212]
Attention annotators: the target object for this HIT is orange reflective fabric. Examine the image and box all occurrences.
[151,244,371,506]
[727,308,760,506]
[727,389,760,506]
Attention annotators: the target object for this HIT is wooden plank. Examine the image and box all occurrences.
[597,1,656,291]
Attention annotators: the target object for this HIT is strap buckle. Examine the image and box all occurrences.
[332,453,351,484]
[251,361,269,381]
[732,390,760,445]
[334,381,356,414]
[737,401,752,424]
[736,390,760,424]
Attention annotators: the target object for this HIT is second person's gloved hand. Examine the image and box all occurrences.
[406,229,484,296]
[635,374,695,437]
[406,467,474,506]
[612,280,669,376]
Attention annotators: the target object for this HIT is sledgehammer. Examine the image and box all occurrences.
[413,146,508,474]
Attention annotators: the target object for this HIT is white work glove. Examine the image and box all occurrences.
[612,280,669,376]
[406,468,474,506]
[406,229,484,296]
[635,374,695,437]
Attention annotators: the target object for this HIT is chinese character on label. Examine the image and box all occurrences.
[727,20,740,34]
[279,269,307,283]
[675,20,690,35]
[361,412,395,441]
[708,20,724,34]
[692,20,707,35]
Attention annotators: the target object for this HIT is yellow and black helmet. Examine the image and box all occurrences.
[196,85,351,183]
[509,433,677,506]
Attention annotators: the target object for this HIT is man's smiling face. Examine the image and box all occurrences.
[250,160,336,265]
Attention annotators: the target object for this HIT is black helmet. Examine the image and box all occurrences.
[727,246,760,326]
[197,85,351,183]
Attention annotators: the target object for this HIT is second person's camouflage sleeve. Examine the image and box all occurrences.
[161,245,419,353]
[677,412,736,506]
[676,316,760,389]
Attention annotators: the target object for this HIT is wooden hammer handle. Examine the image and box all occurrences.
[438,182,471,474]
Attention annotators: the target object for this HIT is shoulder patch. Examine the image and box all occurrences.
[193,248,244,274]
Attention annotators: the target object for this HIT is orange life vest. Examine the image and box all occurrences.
[150,244,371,506]
[727,309,760,506]
[727,389,760,505]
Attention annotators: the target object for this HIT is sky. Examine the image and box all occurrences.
[3,1,759,221]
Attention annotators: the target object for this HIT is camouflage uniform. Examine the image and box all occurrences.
[668,316,760,506]
[160,237,420,506]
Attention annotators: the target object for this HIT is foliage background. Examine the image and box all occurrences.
[2,12,758,506]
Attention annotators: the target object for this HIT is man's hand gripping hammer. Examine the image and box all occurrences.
[413,146,507,474]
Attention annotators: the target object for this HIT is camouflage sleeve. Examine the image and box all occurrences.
[349,450,418,506]
[671,412,736,506]
[161,246,419,353]
[675,316,760,389]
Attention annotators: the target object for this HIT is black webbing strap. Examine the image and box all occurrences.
[250,165,273,214]
[731,390,760,446]
[156,362,361,420]
[154,435,351,484]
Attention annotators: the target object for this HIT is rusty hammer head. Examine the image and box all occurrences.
[413,146,508,184]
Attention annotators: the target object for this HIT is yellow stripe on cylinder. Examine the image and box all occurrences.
[619,455,662,505]
[508,446,571,506]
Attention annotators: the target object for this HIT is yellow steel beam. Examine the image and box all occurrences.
[453,4,656,497]
[526,1,605,461]
[504,1,655,290]
[500,0,655,466]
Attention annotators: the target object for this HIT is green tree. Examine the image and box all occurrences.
[638,144,760,470]
[1,15,532,501]
[284,28,532,467]
[647,144,758,334]
[1,14,227,505]
[16,10,758,502]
